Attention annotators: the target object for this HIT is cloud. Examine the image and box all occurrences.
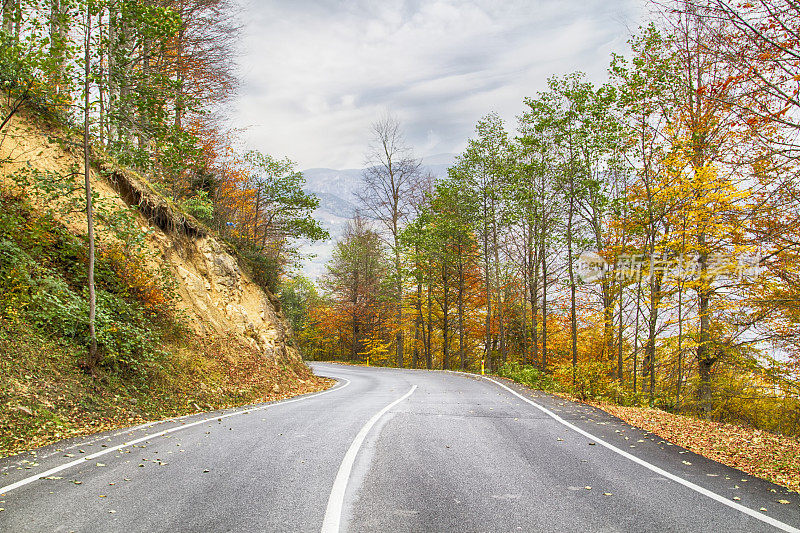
[232,0,644,169]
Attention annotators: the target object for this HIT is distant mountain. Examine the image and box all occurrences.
[302,168,363,202]
[307,190,356,219]
[298,154,456,280]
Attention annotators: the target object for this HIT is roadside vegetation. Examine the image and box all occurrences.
[0,191,327,458]
[292,0,800,449]
[496,363,800,492]
[0,0,330,457]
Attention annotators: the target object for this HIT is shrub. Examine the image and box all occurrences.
[27,275,87,340]
[97,243,173,315]
[0,239,33,319]
[239,246,281,293]
[497,362,557,392]
[95,290,165,374]
[180,190,214,225]
[553,360,616,401]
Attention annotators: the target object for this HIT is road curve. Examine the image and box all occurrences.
[0,363,798,532]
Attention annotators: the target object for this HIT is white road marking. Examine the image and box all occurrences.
[0,378,351,496]
[321,384,417,533]
[484,376,800,533]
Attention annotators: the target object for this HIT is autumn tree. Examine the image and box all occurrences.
[358,114,421,368]
[323,216,390,361]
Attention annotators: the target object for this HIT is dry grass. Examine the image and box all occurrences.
[0,320,332,459]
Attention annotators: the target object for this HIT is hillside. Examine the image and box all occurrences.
[0,108,330,458]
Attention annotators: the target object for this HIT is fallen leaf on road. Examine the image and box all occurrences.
[778,499,791,504]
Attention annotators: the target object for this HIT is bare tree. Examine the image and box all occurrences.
[358,114,421,368]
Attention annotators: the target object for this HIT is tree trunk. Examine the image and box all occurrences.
[457,245,466,371]
[696,247,715,415]
[633,276,642,394]
[530,218,539,369]
[676,274,684,409]
[441,261,450,370]
[645,265,663,407]
[494,204,506,365]
[426,279,433,370]
[483,207,492,373]
[49,0,68,97]
[175,2,185,130]
[3,0,19,41]
[568,193,578,385]
[84,8,99,369]
[413,272,422,370]
[351,270,359,360]
[394,240,403,368]
[617,270,625,384]
[541,238,548,370]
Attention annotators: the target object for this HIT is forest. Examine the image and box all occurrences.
[0,0,326,296]
[287,1,800,435]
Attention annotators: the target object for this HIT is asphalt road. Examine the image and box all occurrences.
[1,363,799,532]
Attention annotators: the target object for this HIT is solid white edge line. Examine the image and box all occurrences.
[320,384,417,533]
[483,376,800,533]
[0,377,351,496]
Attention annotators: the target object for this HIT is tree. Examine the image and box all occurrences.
[358,114,421,368]
[83,0,98,368]
[458,112,511,371]
[323,216,389,362]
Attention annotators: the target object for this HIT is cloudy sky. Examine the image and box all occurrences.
[233,0,646,171]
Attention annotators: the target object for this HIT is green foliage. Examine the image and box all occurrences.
[552,360,617,401]
[240,150,328,242]
[239,244,281,294]
[497,362,556,392]
[27,275,86,340]
[95,289,165,373]
[278,275,318,333]
[0,193,175,373]
[181,190,214,224]
[498,361,634,404]
[0,238,33,319]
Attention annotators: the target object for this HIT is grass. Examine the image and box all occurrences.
[0,191,331,459]
[0,318,331,458]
